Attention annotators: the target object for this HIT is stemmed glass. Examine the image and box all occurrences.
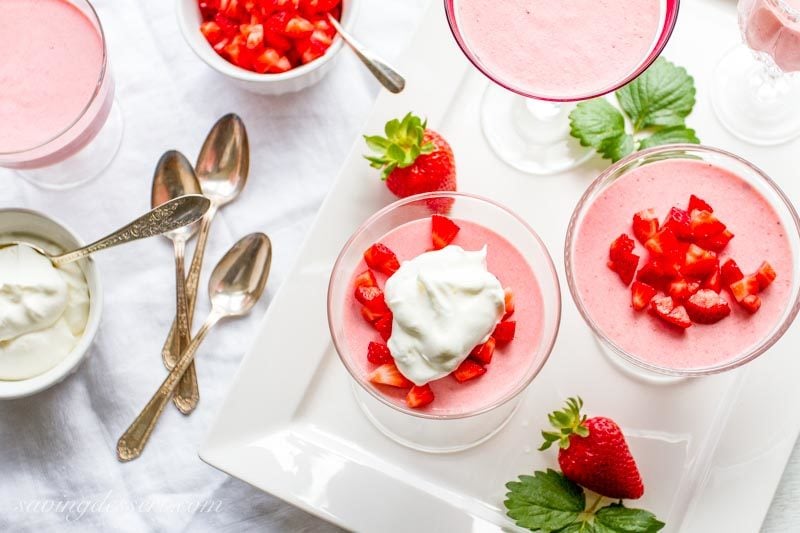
[444,0,680,175]
[713,0,800,145]
[0,0,123,189]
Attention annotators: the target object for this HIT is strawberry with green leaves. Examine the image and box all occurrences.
[364,113,456,200]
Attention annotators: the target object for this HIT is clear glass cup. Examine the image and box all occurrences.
[327,192,561,453]
[565,144,800,380]
[713,0,800,145]
[0,0,123,189]
[444,0,680,176]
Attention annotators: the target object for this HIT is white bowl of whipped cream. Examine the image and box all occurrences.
[0,209,102,399]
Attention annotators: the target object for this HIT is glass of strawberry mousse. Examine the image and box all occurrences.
[566,144,800,380]
[328,192,561,453]
[444,0,680,175]
[713,0,800,145]
[0,0,122,189]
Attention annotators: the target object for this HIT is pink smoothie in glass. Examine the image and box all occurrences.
[573,159,794,370]
[343,218,545,415]
[0,0,104,153]
[741,0,800,73]
[455,0,663,99]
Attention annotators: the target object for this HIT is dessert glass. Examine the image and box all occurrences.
[328,192,561,453]
[713,0,800,145]
[565,144,800,380]
[0,0,122,189]
[444,0,680,175]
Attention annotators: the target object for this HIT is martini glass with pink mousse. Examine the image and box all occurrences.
[445,0,679,175]
[0,0,122,189]
[713,0,800,145]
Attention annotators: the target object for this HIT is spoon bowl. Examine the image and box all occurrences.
[152,151,203,240]
[195,114,249,205]
[209,233,271,316]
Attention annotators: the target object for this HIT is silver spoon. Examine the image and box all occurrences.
[327,13,405,94]
[160,114,249,413]
[152,151,203,414]
[117,233,272,461]
[0,195,210,267]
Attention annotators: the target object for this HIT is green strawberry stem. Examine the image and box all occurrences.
[363,112,435,180]
[539,396,590,451]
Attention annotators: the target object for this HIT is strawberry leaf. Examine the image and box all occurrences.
[637,125,700,149]
[569,99,626,149]
[505,470,585,532]
[598,134,635,163]
[363,112,432,179]
[593,503,665,533]
[616,58,696,130]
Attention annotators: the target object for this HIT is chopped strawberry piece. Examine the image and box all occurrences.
[374,314,393,341]
[609,234,635,262]
[703,265,722,293]
[367,342,393,365]
[364,243,401,276]
[649,296,692,329]
[368,363,412,388]
[503,288,515,319]
[668,277,701,303]
[493,321,516,344]
[740,294,762,314]
[756,261,777,290]
[663,207,693,240]
[695,229,734,253]
[406,384,434,408]
[431,215,461,250]
[721,259,745,287]
[360,306,388,324]
[453,359,487,383]
[353,269,377,290]
[730,275,760,303]
[688,195,714,214]
[690,210,726,239]
[632,209,660,244]
[645,228,681,257]
[682,244,719,278]
[200,21,224,44]
[355,286,389,313]
[607,254,639,286]
[284,16,314,38]
[684,290,732,324]
[636,259,680,290]
[470,337,496,365]
[631,281,657,311]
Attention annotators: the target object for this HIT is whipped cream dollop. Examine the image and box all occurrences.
[0,239,90,380]
[384,245,505,386]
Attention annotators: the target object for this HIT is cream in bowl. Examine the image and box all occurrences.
[0,210,101,398]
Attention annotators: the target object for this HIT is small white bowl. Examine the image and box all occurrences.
[0,209,103,399]
[176,0,359,95]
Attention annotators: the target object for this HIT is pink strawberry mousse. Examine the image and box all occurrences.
[0,0,104,153]
[343,218,545,415]
[573,159,794,370]
[454,0,663,98]
[741,0,800,73]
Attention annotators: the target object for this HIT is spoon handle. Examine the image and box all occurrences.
[327,15,405,94]
[51,195,211,267]
[170,238,198,415]
[117,313,220,462]
[161,206,217,412]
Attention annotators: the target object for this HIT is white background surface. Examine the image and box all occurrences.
[0,0,796,531]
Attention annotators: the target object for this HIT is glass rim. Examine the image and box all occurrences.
[0,0,110,157]
[327,191,562,420]
[564,143,800,377]
[443,0,681,103]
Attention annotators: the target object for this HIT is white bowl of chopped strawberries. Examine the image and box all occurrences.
[177,0,356,95]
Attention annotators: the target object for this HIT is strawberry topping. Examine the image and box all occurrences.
[663,207,693,240]
[690,210,726,239]
[453,359,487,383]
[431,215,460,250]
[363,243,400,276]
[720,259,744,287]
[353,269,377,290]
[631,281,657,311]
[682,244,719,278]
[493,321,516,344]
[632,209,660,244]
[688,194,714,213]
[649,296,692,329]
[367,342,394,365]
[470,337,496,365]
[503,287,515,319]
[355,286,389,314]
[406,384,434,408]
[756,261,777,290]
[684,290,731,324]
[368,363,412,388]
[374,314,393,341]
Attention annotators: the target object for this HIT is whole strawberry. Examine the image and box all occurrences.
[364,113,456,199]
[540,397,644,500]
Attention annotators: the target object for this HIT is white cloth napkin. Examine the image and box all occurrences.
[0,0,426,530]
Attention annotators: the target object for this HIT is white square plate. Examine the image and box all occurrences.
[200,1,800,530]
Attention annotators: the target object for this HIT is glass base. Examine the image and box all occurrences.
[712,45,800,146]
[17,99,124,190]
[352,382,520,453]
[593,335,687,386]
[480,84,594,176]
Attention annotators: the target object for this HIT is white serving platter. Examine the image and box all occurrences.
[200,0,800,530]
